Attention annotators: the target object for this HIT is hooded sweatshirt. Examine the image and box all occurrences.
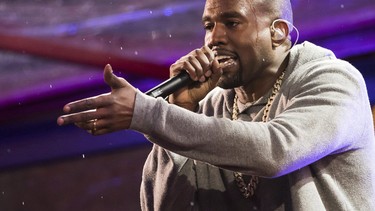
[130,42,375,210]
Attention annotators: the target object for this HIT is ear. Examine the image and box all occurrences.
[271,20,290,47]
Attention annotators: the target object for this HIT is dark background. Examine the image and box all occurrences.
[0,0,374,210]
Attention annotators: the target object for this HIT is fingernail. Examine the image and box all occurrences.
[63,105,71,113]
[57,117,64,126]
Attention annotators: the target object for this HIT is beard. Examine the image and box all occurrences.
[216,71,242,89]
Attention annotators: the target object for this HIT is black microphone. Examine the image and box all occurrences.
[145,71,193,98]
[145,59,232,98]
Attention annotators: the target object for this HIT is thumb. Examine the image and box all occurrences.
[104,64,127,90]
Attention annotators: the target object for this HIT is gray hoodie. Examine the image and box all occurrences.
[131,42,375,210]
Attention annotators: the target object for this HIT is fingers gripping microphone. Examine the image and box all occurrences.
[145,71,192,98]
[145,59,236,98]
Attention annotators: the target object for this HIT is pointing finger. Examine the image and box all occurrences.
[62,93,111,114]
[57,109,97,126]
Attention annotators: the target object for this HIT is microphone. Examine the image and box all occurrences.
[145,59,234,98]
[145,71,193,98]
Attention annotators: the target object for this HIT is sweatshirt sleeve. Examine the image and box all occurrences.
[130,59,373,178]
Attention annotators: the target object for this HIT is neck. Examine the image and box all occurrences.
[236,53,289,104]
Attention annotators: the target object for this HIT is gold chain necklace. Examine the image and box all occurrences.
[232,71,285,199]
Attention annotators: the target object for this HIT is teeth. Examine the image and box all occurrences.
[215,55,232,60]
[219,59,236,68]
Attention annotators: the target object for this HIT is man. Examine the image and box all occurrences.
[58,0,375,210]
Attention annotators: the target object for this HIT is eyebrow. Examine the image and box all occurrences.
[202,11,245,22]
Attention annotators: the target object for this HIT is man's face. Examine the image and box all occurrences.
[203,0,273,89]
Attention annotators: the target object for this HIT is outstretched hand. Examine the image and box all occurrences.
[57,64,137,135]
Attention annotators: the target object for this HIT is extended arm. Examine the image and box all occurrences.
[131,62,371,178]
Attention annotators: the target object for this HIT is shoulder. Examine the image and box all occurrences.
[286,42,366,95]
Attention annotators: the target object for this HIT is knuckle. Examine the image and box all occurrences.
[84,99,93,109]
[181,61,191,70]
[183,60,190,66]
[170,63,180,74]
[83,113,94,122]
[187,55,195,62]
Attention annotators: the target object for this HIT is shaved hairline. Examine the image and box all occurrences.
[251,0,293,24]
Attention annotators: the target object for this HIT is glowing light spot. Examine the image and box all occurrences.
[163,8,173,16]
[151,31,158,40]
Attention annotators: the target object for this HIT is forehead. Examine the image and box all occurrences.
[203,0,251,19]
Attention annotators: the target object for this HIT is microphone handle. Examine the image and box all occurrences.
[145,71,192,98]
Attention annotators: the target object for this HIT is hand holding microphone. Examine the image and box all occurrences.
[147,46,224,110]
[145,58,234,98]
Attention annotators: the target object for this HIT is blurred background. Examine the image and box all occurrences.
[0,0,374,210]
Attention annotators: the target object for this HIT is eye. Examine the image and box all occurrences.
[226,21,239,28]
[203,22,214,31]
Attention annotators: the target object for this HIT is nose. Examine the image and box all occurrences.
[205,23,227,48]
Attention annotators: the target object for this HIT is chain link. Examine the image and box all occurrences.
[232,71,285,199]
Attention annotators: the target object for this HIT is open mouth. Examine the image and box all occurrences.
[216,55,233,63]
[215,55,237,68]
